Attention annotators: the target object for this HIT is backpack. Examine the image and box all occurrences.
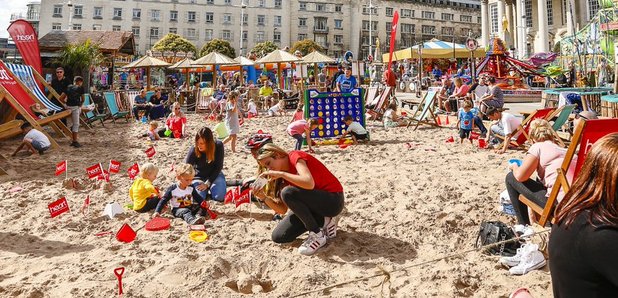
[475,221,520,256]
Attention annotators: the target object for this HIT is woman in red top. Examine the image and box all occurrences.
[256,143,344,256]
[159,102,187,138]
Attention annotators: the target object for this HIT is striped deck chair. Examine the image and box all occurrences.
[4,63,66,114]
[104,92,130,123]
[519,118,618,226]
[83,94,108,126]
[406,89,440,130]
[196,88,214,112]
[495,107,556,150]
[366,86,393,121]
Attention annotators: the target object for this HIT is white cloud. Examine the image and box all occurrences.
[0,0,36,39]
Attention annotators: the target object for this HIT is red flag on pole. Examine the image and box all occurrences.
[55,160,67,176]
[98,169,110,182]
[387,11,400,70]
[145,146,156,158]
[80,195,91,215]
[109,160,121,174]
[48,197,70,218]
[86,163,103,179]
[7,20,43,76]
[128,163,140,180]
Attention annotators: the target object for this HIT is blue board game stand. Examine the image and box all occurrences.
[303,88,367,140]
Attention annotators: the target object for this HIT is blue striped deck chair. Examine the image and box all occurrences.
[83,94,108,126]
[407,89,440,131]
[104,92,130,123]
[4,63,65,113]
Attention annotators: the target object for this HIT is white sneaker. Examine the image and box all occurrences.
[298,231,327,256]
[322,215,341,239]
[499,243,538,267]
[509,249,546,275]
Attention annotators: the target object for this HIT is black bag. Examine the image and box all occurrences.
[475,221,520,256]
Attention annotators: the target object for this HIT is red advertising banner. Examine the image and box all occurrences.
[7,20,43,76]
[98,169,110,182]
[387,11,400,70]
[128,163,140,180]
[109,160,121,174]
[48,197,70,218]
[55,160,67,176]
[145,147,156,158]
[86,163,103,179]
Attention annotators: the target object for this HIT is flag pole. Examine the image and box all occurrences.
[65,160,68,180]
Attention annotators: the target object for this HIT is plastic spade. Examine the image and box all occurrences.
[114,267,124,295]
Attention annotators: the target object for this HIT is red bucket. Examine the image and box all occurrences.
[478,139,487,149]
[470,131,480,140]
[116,223,136,243]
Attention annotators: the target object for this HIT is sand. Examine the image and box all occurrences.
[0,112,553,297]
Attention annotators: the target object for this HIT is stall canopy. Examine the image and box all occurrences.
[383,38,486,61]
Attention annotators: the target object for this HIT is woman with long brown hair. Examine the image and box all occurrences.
[185,127,227,202]
[549,133,618,297]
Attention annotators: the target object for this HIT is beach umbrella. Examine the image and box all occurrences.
[301,51,336,85]
[193,52,237,88]
[122,55,171,90]
[256,50,301,89]
[169,58,196,87]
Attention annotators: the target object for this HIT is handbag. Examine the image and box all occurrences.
[475,221,520,256]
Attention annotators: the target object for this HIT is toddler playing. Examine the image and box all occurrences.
[287,118,319,152]
[456,100,476,144]
[247,99,258,117]
[154,163,206,224]
[340,115,368,144]
[11,122,51,156]
[212,114,229,140]
[129,163,161,212]
[146,121,160,141]
[267,100,286,117]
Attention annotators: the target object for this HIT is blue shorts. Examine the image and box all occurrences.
[31,140,49,152]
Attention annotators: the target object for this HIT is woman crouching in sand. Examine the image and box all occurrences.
[254,143,344,256]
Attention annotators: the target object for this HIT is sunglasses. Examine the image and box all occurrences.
[56,71,63,73]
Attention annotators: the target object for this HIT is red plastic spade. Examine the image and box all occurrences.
[114,267,124,295]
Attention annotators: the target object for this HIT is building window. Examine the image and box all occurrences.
[274,16,282,27]
[460,15,472,22]
[257,15,265,26]
[256,31,264,42]
[52,23,62,30]
[386,7,393,17]
[170,11,178,22]
[225,0,232,4]
[53,5,62,17]
[132,26,140,37]
[401,9,412,18]
[113,8,122,19]
[188,11,196,23]
[335,4,342,12]
[222,30,232,40]
[314,17,327,31]
[525,0,532,27]
[133,9,141,20]
[205,29,213,40]
[363,5,378,15]
[93,7,102,19]
[73,6,83,18]
[242,13,248,25]
[298,33,307,41]
[242,30,248,42]
[168,27,177,34]
[150,10,160,21]
[316,4,325,12]
[206,0,214,4]
[72,24,82,30]
[490,4,498,33]
[562,0,567,25]
[300,2,306,10]
[422,25,435,35]
[275,0,282,8]
[588,0,600,20]
[150,27,159,38]
[442,27,454,36]
[334,19,342,29]
[422,11,435,19]
[546,0,554,25]
[441,13,453,21]
[205,12,214,24]
[299,18,307,27]
[274,31,281,42]
[258,0,265,7]
[362,20,377,31]
[401,23,415,33]
[386,22,391,31]
[186,28,197,39]
[223,14,232,24]
[112,25,121,31]
[334,35,343,44]
[93,24,102,30]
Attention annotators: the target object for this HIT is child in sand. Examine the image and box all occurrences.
[212,114,229,140]
[290,105,304,123]
[223,90,241,152]
[383,103,408,128]
[287,118,319,152]
[154,163,206,224]
[340,115,368,144]
[129,163,161,212]
[11,122,51,156]
[144,121,160,141]
[267,100,286,117]
[247,99,258,117]
[456,100,476,144]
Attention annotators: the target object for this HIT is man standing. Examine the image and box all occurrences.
[50,67,70,108]
[65,76,85,147]
[317,68,327,89]
[336,67,357,93]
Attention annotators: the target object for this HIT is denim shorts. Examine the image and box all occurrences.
[31,140,49,152]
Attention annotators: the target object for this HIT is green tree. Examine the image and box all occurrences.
[251,41,279,58]
[152,33,197,56]
[199,39,236,58]
[54,39,104,89]
[291,39,324,56]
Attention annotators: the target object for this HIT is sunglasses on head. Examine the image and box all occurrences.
[575,114,588,120]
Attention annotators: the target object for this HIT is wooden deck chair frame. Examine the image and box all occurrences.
[406,89,440,131]
[196,88,214,113]
[367,86,393,121]
[0,119,24,140]
[519,118,618,226]
[0,153,7,175]
[495,107,556,150]
[546,104,577,147]
[82,94,108,126]
[0,61,73,140]
[103,92,130,123]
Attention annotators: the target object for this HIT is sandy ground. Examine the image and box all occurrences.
[0,110,553,297]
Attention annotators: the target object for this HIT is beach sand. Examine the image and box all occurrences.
[0,113,552,297]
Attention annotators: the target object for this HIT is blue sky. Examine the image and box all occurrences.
[0,0,35,38]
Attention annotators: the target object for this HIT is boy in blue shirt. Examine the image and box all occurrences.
[457,100,476,144]
[335,67,357,93]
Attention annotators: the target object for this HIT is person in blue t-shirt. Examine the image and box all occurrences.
[457,100,476,144]
[432,65,443,81]
[335,67,357,93]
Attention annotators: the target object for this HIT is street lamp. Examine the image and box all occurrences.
[368,0,375,60]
